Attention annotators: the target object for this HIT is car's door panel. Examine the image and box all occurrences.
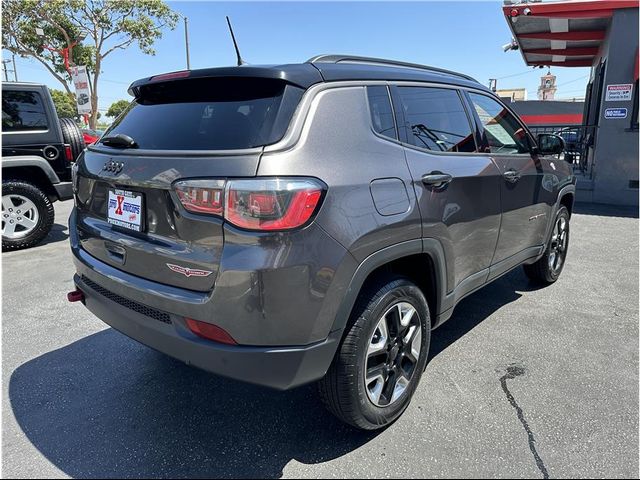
[465,91,554,264]
[392,85,501,293]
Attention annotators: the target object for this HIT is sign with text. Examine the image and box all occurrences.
[605,84,633,102]
[604,108,628,119]
[71,65,92,114]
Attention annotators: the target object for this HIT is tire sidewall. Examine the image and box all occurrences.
[353,280,430,427]
[2,181,54,250]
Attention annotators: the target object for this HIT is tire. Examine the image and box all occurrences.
[318,276,431,430]
[523,206,570,284]
[58,117,86,161]
[2,179,55,251]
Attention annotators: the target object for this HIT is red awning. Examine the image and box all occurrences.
[503,0,639,68]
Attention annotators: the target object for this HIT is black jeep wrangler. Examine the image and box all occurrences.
[2,82,85,250]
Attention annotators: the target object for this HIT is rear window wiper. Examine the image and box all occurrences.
[101,133,138,148]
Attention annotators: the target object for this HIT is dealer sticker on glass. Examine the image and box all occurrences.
[108,189,143,232]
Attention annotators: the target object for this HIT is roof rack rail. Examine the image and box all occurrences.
[306,54,478,83]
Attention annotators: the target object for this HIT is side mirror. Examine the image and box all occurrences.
[537,133,565,155]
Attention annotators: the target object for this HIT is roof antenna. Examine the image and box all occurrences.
[226,16,246,66]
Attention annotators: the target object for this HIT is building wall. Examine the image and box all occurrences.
[497,88,527,102]
[591,7,639,206]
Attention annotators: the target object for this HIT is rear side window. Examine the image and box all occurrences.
[2,90,49,132]
[102,77,303,150]
[396,86,476,153]
[367,86,396,139]
[468,92,532,155]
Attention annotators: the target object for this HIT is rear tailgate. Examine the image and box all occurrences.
[73,72,310,292]
[74,149,260,292]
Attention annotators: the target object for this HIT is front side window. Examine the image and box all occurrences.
[397,86,476,153]
[468,92,531,155]
[2,90,49,132]
[366,85,396,140]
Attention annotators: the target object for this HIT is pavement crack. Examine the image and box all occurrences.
[499,364,549,479]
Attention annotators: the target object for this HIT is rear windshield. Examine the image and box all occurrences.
[102,77,303,150]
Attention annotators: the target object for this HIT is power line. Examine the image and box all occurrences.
[496,69,538,80]
[556,75,589,88]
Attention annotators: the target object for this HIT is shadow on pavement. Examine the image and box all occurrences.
[9,331,376,478]
[40,222,70,246]
[9,269,537,478]
[573,202,638,219]
[429,268,539,359]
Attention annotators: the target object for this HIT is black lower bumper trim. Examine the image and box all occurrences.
[74,274,340,391]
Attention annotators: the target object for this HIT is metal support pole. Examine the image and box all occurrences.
[12,54,18,81]
[184,16,191,70]
[2,60,9,82]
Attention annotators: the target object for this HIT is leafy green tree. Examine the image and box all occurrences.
[106,99,130,119]
[2,0,178,128]
[49,88,78,119]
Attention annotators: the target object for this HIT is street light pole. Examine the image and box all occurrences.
[12,54,18,81]
[2,60,9,82]
[183,16,191,69]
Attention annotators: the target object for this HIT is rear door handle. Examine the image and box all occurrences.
[422,172,453,187]
[503,169,521,183]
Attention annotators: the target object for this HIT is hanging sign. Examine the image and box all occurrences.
[71,65,92,114]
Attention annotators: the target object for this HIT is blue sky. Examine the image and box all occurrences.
[5,1,591,116]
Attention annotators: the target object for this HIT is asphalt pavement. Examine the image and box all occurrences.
[2,199,638,478]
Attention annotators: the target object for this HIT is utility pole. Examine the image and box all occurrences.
[2,60,11,82]
[11,54,18,81]
[184,16,191,69]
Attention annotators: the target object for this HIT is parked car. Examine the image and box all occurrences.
[67,55,575,430]
[81,128,103,145]
[2,82,85,250]
[554,126,580,164]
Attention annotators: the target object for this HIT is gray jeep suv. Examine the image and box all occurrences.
[68,55,575,430]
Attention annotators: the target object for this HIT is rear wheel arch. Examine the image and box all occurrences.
[1,165,58,202]
[332,240,446,335]
[560,192,574,216]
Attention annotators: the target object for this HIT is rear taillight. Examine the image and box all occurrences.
[64,145,73,162]
[174,179,225,215]
[185,318,237,345]
[174,178,324,231]
[226,179,323,231]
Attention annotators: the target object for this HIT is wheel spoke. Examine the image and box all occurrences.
[407,327,422,363]
[18,216,37,229]
[18,198,37,214]
[2,196,15,211]
[365,366,386,405]
[390,374,410,404]
[380,370,398,405]
[3,220,16,236]
[367,317,389,358]
[385,303,402,337]
[399,303,416,328]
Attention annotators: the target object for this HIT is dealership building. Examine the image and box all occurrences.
[503,0,639,206]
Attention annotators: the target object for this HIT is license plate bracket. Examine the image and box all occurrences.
[107,189,144,232]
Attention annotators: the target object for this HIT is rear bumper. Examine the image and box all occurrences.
[73,272,340,390]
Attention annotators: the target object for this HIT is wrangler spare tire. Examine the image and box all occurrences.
[58,117,86,161]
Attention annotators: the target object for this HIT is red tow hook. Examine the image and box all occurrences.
[67,289,85,303]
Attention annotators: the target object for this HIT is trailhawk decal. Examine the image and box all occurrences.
[166,263,213,278]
